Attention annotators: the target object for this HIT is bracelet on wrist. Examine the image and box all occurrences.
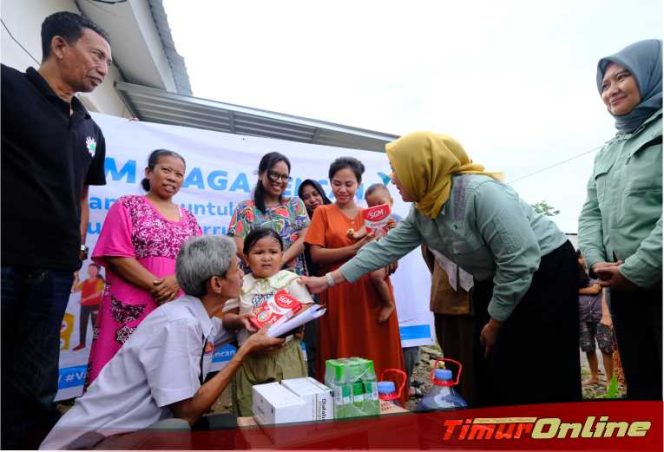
[325,272,335,288]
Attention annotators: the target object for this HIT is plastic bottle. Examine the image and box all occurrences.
[326,359,352,419]
[338,384,352,418]
[352,381,365,412]
[347,358,368,417]
[323,358,338,390]
[362,360,379,415]
[377,381,402,411]
[415,369,467,411]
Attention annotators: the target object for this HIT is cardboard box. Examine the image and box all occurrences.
[281,377,334,421]
[252,382,309,425]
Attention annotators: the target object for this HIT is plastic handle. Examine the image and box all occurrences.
[430,357,463,387]
[380,368,407,399]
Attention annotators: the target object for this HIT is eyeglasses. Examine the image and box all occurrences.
[267,170,292,183]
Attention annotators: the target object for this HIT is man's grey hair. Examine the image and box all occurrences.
[176,235,237,297]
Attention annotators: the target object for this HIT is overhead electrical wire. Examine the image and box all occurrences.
[86,0,128,4]
[506,145,602,184]
[1,18,40,64]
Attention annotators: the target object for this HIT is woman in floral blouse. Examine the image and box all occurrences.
[86,149,201,385]
[228,152,310,276]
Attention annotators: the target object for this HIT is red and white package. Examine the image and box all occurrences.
[249,289,303,330]
[363,204,392,238]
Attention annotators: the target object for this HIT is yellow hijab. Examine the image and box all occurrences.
[385,132,502,219]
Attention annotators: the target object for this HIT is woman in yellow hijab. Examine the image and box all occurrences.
[302,131,581,407]
[386,132,500,219]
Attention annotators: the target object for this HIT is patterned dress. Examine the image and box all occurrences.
[227,197,310,276]
[86,195,201,385]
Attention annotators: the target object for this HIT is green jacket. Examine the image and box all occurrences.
[578,110,662,288]
[340,174,567,321]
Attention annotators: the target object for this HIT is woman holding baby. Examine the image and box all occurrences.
[305,157,405,393]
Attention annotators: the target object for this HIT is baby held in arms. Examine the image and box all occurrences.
[346,183,399,323]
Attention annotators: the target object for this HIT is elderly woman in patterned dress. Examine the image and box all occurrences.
[85,149,201,385]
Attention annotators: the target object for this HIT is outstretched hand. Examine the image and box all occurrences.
[298,275,329,294]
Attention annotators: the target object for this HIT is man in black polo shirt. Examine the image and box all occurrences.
[1,12,111,449]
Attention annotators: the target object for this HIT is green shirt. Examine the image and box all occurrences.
[340,175,568,321]
[578,110,662,288]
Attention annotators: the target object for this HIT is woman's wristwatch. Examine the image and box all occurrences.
[80,244,89,261]
[324,272,335,288]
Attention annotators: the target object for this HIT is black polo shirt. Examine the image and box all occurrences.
[1,64,106,271]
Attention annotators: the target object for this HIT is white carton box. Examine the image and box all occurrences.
[281,377,334,421]
[252,382,309,425]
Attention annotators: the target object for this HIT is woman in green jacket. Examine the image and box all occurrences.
[303,132,582,407]
[578,39,662,400]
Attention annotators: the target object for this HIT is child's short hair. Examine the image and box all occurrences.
[243,228,284,255]
[364,183,391,200]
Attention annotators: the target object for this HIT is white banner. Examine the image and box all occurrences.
[56,113,434,400]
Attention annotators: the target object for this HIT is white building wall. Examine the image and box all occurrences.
[1,0,132,117]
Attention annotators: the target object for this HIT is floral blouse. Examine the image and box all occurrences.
[227,197,310,275]
[121,195,201,259]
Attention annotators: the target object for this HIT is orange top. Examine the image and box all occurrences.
[306,204,405,403]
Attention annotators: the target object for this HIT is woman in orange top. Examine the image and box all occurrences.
[305,157,404,391]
